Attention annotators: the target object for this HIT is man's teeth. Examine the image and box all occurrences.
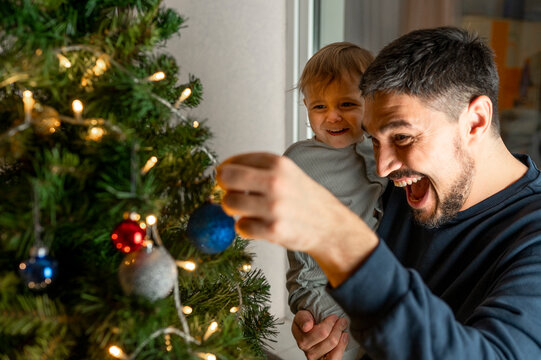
[393,177,423,187]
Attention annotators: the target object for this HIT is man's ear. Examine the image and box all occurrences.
[463,95,493,146]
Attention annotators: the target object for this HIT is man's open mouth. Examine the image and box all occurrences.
[393,176,430,205]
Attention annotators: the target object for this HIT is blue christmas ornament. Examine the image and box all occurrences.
[187,202,236,254]
[19,246,58,290]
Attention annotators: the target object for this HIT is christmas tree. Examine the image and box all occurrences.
[0,1,277,359]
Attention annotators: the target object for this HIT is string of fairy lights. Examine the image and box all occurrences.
[2,47,252,359]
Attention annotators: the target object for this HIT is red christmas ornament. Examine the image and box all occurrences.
[111,220,146,253]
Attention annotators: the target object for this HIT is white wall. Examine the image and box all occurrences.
[165,0,289,319]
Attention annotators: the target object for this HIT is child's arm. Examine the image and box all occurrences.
[286,250,347,322]
[287,249,363,359]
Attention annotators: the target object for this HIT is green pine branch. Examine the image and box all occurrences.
[0,1,277,358]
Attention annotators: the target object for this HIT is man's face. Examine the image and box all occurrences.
[363,92,474,228]
[304,74,364,148]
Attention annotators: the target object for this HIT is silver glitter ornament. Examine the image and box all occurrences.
[118,245,178,301]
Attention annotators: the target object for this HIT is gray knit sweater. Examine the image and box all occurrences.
[284,138,387,359]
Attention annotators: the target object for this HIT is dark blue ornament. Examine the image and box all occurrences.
[19,246,58,290]
[187,202,236,254]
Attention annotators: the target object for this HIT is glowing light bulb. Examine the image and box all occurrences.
[182,306,193,315]
[242,264,252,272]
[57,53,72,68]
[148,71,166,81]
[129,212,141,221]
[72,100,83,112]
[96,58,107,71]
[141,156,158,174]
[203,321,219,341]
[22,90,35,122]
[146,215,157,226]
[133,232,143,244]
[72,99,83,121]
[192,120,199,128]
[87,126,105,141]
[176,260,196,271]
[108,345,127,359]
[174,88,192,108]
[197,353,217,360]
[92,55,109,76]
[230,306,239,313]
[36,247,47,258]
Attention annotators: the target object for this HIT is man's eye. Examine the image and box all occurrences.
[341,102,355,107]
[394,134,413,145]
[313,105,325,110]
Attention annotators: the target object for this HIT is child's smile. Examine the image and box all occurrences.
[327,128,349,136]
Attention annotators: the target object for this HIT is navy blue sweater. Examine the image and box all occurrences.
[330,155,541,359]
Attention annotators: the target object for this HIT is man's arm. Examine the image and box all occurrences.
[329,238,541,359]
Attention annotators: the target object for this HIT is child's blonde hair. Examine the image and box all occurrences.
[298,42,374,95]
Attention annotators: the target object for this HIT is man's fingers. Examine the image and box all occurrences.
[219,152,280,169]
[217,163,272,194]
[217,152,280,194]
[222,192,269,219]
[234,217,273,240]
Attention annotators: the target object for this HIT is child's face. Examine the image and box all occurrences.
[304,74,364,148]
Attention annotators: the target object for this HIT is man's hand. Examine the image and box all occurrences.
[217,152,338,252]
[292,310,349,360]
[217,152,379,287]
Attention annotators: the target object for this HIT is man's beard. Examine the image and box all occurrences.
[412,138,474,229]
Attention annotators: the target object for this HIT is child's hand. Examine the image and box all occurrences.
[291,310,349,360]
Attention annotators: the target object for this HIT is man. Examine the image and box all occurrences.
[217,27,541,359]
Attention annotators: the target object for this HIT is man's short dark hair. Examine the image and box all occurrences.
[360,26,500,132]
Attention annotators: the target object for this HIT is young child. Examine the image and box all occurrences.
[285,42,387,359]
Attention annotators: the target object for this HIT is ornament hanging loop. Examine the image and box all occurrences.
[130,142,140,196]
[32,181,44,246]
